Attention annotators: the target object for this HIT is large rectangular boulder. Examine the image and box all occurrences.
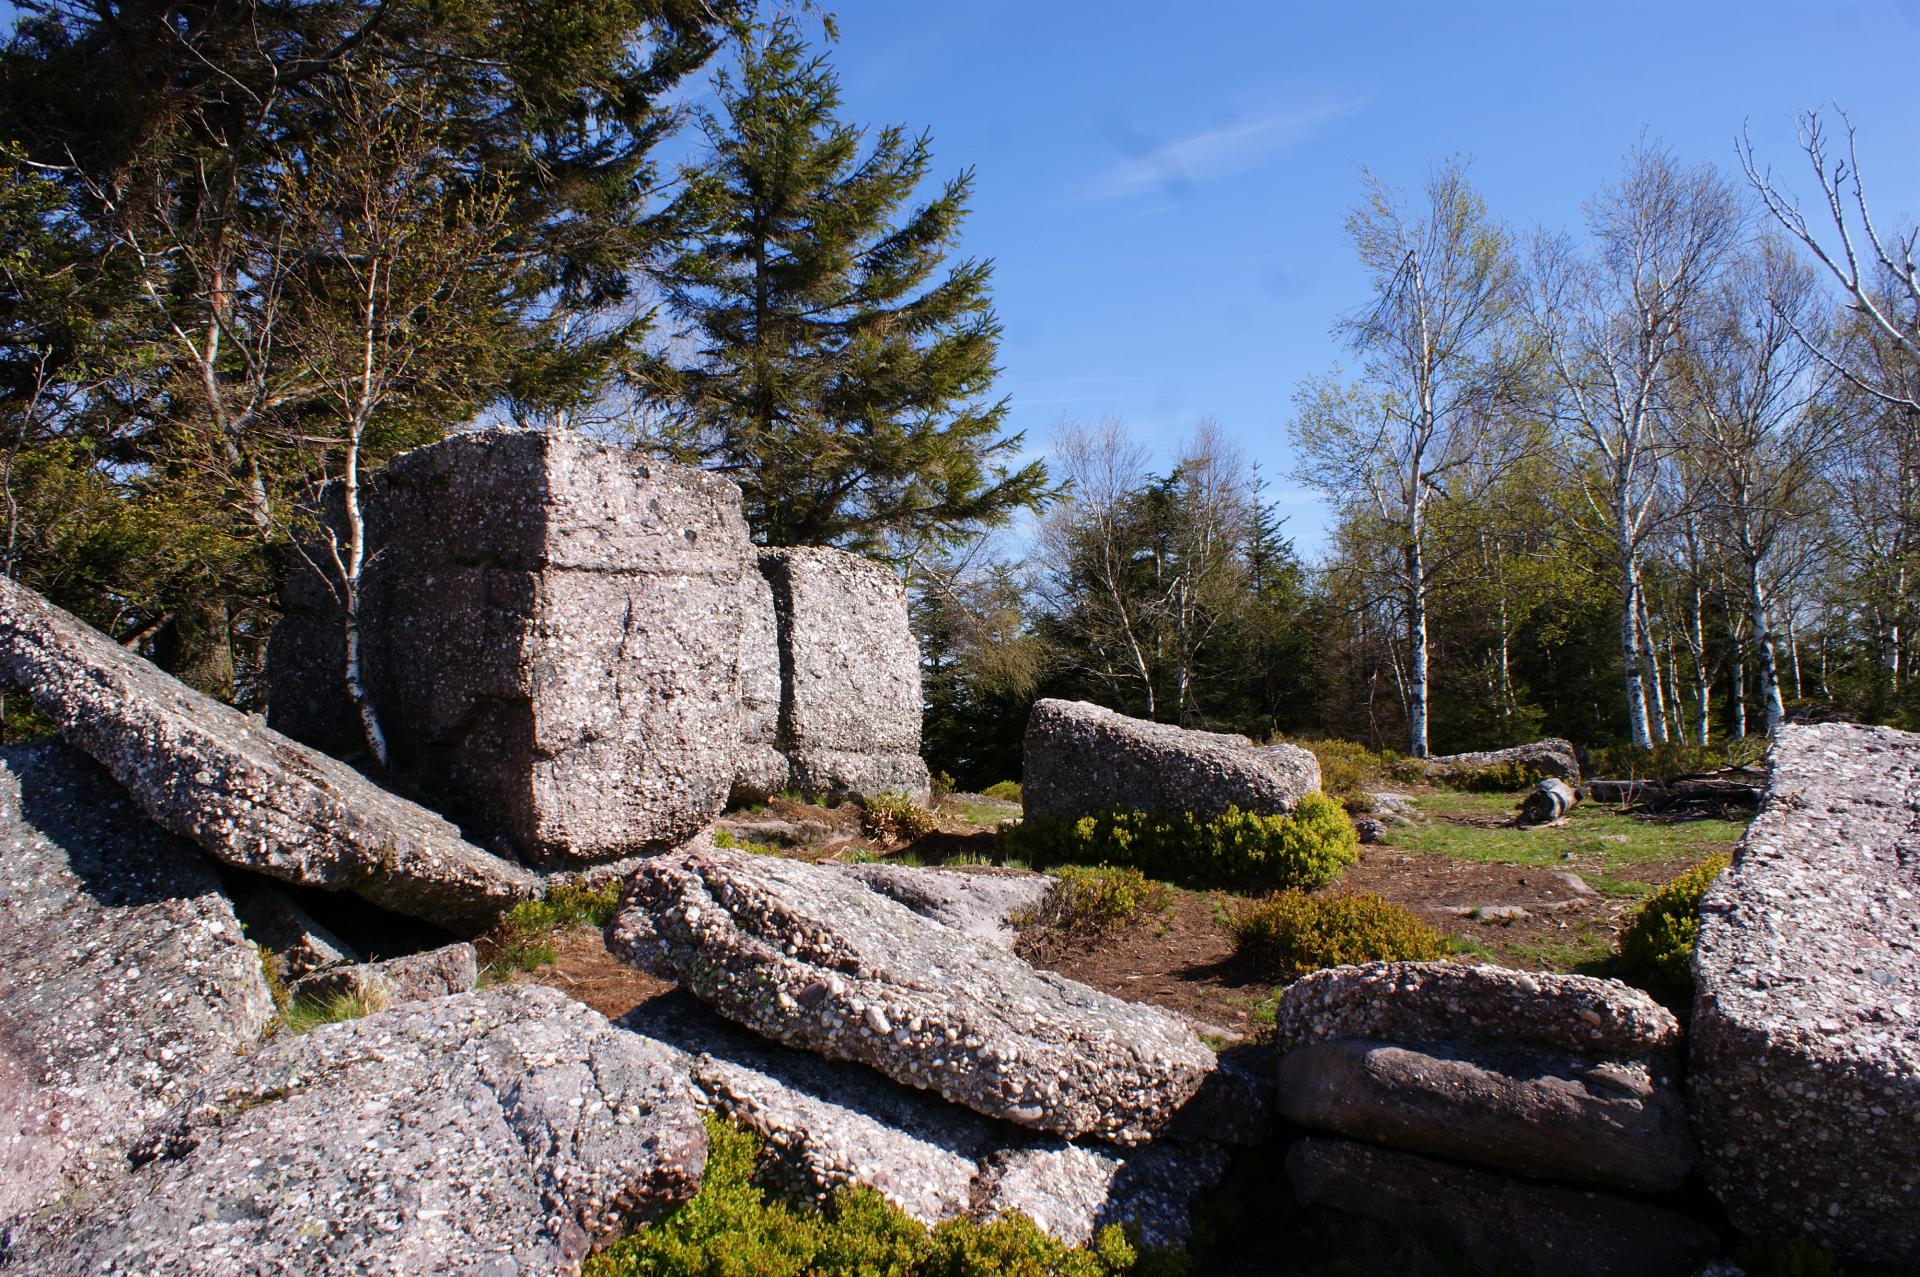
[1690,722,1920,1265]
[269,429,754,867]
[0,575,536,930]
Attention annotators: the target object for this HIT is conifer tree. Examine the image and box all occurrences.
[651,19,1045,552]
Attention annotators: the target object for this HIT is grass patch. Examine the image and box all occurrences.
[1014,865,1174,937]
[1223,890,1449,983]
[943,794,1022,828]
[1387,791,1747,874]
[713,829,782,855]
[487,879,623,975]
[1012,794,1358,891]
[1501,929,1615,975]
[585,1116,1161,1277]
[278,989,384,1033]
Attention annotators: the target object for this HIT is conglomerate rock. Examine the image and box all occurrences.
[0,574,537,930]
[760,548,930,801]
[839,862,1055,949]
[4,985,706,1277]
[1690,722,1920,1264]
[1423,738,1582,783]
[270,428,753,867]
[605,843,1217,1145]
[227,882,359,982]
[730,562,792,802]
[288,942,478,1008]
[1022,699,1320,823]
[0,741,276,1222]
[1286,1139,1718,1277]
[619,993,1229,1246]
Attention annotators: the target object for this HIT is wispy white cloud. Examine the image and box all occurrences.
[1085,95,1374,202]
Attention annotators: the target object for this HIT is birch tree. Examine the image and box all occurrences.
[1291,159,1522,757]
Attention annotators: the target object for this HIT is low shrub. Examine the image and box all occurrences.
[1432,759,1545,793]
[1011,793,1358,890]
[931,770,957,801]
[983,779,1024,804]
[1615,854,1731,1004]
[1224,890,1448,982]
[586,1116,1155,1277]
[1584,738,1767,781]
[1014,865,1172,937]
[860,791,941,843]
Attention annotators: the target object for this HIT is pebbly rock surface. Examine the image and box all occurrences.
[6,985,706,1277]
[1272,962,1680,1060]
[620,993,1229,1246]
[288,942,478,1008]
[0,574,537,930]
[731,561,792,802]
[1690,722,1920,1263]
[227,882,359,983]
[840,861,1055,949]
[1424,738,1581,783]
[1287,1138,1718,1277]
[270,429,753,867]
[0,741,276,1223]
[1022,699,1320,823]
[606,843,1217,1145]
[761,548,930,802]
[1275,1038,1693,1192]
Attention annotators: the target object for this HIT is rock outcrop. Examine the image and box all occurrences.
[0,741,276,1222]
[620,994,1229,1247]
[288,942,478,1007]
[1022,699,1320,823]
[1287,1139,1718,1277]
[1273,963,1692,1193]
[730,563,792,801]
[1690,722,1920,1264]
[606,843,1218,1145]
[6,986,707,1276]
[1423,738,1581,783]
[0,574,537,930]
[840,862,1055,949]
[228,883,359,983]
[758,548,929,802]
[270,429,753,867]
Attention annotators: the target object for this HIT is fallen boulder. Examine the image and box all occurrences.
[6,985,706,1276]
[0,741,276,1221]
[270,429,753,866]
[1424,738,1581,783]
[0,574,537,930]
[1691,722,1920,1264]
[227,882,359,983]
[1022,699,1320,823]
[605,844,1218,1145]
[288,941,478,1008]
[1287,1139,1718,1277]
[840,861,1055,949]
[1272,963,1692,1192]
[761,548,930,802]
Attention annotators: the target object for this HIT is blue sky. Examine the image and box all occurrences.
[811,0,1920,558]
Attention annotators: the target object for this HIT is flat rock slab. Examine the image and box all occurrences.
[1691,722,1920,1263]
[288,942,478,1007]
[0,574,537,930]
[1273,962,1680,1060]
[1424,738,1581,783]
[619,994,1227,1247]
[1287,1138,1718,1277]
[606,844,1216,1145]
[1276,1038,1693,1192]
[840,862,1055,949]
[7,985,706,1276]
[0,741,275,1222]
[1022,699,1319,823]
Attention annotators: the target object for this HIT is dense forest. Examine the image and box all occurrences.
[3,2,1916,787]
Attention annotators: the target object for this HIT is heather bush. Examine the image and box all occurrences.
[1013,865,1173,936]
[1225,890,1448,982]
[860,791,941,843]
[1012,793,1357,890]
[1615,854,1731,1004]
[983,780,1024,804]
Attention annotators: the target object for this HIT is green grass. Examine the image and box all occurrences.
[1386,790,1747,874]
[278,990,383,1033]
[943,794,1022,828]
[712,829,782,855]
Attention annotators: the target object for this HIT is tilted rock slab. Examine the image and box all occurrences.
[730,561,792,802]
[288,941,478,1008]
[606,844,1217,1144]
[1423,737,1581,783]
[0,574,536,930]
[0,741,276,1222]
[1022,699,1320,823]
[620,993,1229,1246]
[1691,722,1920,1264]
[1287,1139,1718,1277]
[7,985,706,1276]
[1273,963,1692,1193]
[761,548,930,801]
[840,861,1055,949]
[227,882,360,983]
[270,429,752,866]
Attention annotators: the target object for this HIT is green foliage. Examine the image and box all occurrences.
[1013,865,1172,937]
[1432,760,1548,792]
[1012,794,1357,890]
[931,771,957,801]
[1224,890,1449,982]
[587,1117,1154,1277]
[1285,737,1421,808]
[487,879,622,973]
[1584,738,1768,780]
[860,792,940,844]
[278,989,384,1034]
[1615,854,1731,1003]
[982,780,1024,804]
[712,829,782,855]
[648,18,1045,554]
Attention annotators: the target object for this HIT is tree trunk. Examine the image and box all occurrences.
[1618,536,1654,750]
[338,421,390,771]
[1689,585,1711,746]
[1638,586,1670,745]
[1748,562,1786,737]
[153,596,235,700]
[1406,527,1431,759]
